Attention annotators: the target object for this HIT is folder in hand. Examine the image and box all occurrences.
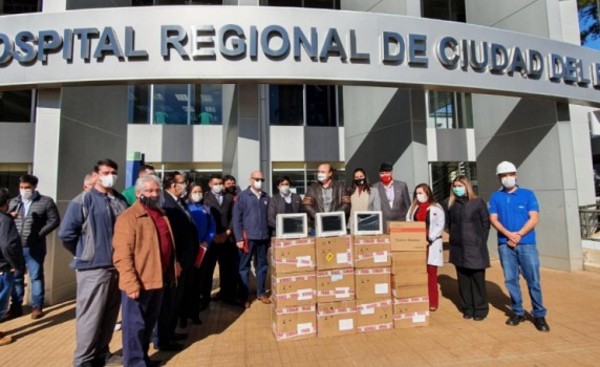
[194,244,208,268]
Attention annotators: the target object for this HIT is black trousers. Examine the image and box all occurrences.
[456,266,489,318]
[200,239,240,303]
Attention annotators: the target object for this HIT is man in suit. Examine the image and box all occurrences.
[153,171,197,351]
[373,162,411,232]
[200,174,239,308]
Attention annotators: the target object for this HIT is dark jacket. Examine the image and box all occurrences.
[204,191,234,236]
[302,180,350,226]
[373,180,411,231]
[446,197,491,269]
[9,191,60,247]
[267,192,302,230]
[0,211,25,273]
[232,188,270,241]
[58,188,128,270]
[162,192,198,270]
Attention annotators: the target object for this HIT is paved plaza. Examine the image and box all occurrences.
[1,259,599,366]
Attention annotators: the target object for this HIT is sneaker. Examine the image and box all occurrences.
[534,317,550,332]
[257,295,271,304]
[31,307,43,320]
[505,314,525,326]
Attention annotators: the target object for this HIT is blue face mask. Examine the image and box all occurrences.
[453,186,466,197]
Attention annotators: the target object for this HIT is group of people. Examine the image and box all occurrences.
[0,158,550,366]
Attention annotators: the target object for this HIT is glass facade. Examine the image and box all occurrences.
[269,85,343,127]
[0,90,35,123]
[426,91,473,129]
[129,84,223,125]
[0,0,40,14]
[429,161,477,203]
[0,164,29,198]
[422,0,466,23]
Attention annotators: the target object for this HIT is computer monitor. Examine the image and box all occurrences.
[276,213,308,239]
[353,211,383,235]
[315,211,347,237]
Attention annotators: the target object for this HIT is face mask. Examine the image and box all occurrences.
[354,179,365,186]
[226,186,236,195]
[317,173,328,183]
[140,195,160,209]
[279,185,290,195]
[453,186,466,197]
[191,193,203,203]
[212,184,223,194]
[20,189,33,201]
[380,174,392,185]
[99,174,117,189]
[416,193,428,203]
[253,180,263,190]
[501,176,516,190]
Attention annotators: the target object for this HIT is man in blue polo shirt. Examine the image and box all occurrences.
[489,161,549,333]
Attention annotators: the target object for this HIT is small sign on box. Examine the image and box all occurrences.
[388,222,427,252]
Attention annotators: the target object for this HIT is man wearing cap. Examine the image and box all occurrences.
[488,161,549,332]
[372,162,411,233]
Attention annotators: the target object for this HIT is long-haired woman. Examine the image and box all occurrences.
[446,175,491,321]
[406,183,445,311]
[347,168,381,233]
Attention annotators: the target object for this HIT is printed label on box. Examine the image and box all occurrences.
[360,307,375,315]
[297,289,313,301]
[297,322,315,335]
[296,256,312,267]
[331,274,343,282]
[374,251,388,263]
[339,319,354,331]
[335,287,350,299]
[336,253,348,264]
[375,283,389,294]
[413,314,427,323]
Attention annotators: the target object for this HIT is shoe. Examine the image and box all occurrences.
[156,342,184,352]
[257,295,271,304]
[172,332,188,341]
[473,316,486,321]
[31,307,43,320]
[429,307,438,312]
[105,354,123,366]
[0,332,13,346]
[463,314,473,320]
[506,314,525,326]
[534,317,550,332]
[244,300,252,309]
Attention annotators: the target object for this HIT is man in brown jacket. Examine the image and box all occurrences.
[113,175,180,367]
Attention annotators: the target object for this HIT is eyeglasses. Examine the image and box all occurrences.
[252,178,265,182]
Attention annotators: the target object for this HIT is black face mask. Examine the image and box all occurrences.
[354,179,366,186]
[225,187,237,195]
[140,195,160,209]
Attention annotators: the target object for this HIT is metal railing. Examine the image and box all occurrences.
[579,201,600,240]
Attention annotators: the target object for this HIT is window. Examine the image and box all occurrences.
[272,162,345,196]
[429,161,477,203]
[1,0,40,14]
[269,85,343,127]
[426,91,472,129]
[129,84,223,125]
[262,0,340,9]
[422,0,466,23]
[0,90,35,123]
[0,164,29,198]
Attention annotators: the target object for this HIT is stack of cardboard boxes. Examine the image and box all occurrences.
[388,222,430,329]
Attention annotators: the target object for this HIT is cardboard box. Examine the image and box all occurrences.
[388,222,427,252]
[391,276,428,299]
[272,305,317,341]
[271,273,317,308]
[390,252,427,285]
[271,237,316,274]
[317,301,357,338]
[355,267,391,300]
[315,235,353,271]
[393,296,429,315]
[353,235,392,268]
[316,268,355,303]
[393,311,430,329]
[356,299,393,333]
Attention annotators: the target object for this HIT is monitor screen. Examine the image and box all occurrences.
[276,213,308,239]
[316,211,347,237]
[353,211,383,235]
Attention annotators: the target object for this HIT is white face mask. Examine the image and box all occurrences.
[279,185,290,195]
[191,193,203,203]
[317,173,328,183]
[253,180,263,190]
[99,174,117,189]
[212,184,223,194]
[416,193,428,203]
[20,189,33,201]
[501,176,516,189]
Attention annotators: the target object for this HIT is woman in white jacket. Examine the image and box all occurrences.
[406,183,445,311]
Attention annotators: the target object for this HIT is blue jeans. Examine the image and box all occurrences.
[239,239,269,300]
[12,245,46,309]
[122,289,163,367]
[498,244,547,318]
[0,271,15,320]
